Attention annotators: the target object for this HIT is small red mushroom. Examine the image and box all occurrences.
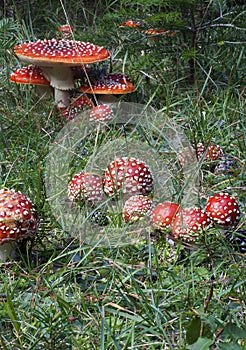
[89,104,114,123]
[68,172,104,203]
[103,157,154,198]
[57,25,73,39]
[0,188,39,261]
[172,207,211,242]
[197,142,223,161]
[61,95,94,121]
[120,20,142,28]
[123,195,153,223]
[152,202,180,230]
[205,193,241,227]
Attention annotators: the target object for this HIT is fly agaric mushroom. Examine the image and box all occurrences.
[197,142,223,161]
[89,104,114,123]
[205,193,241,227]
[120,20,142,28]
[79,73,135,95]
[61,95,94,121]
[0,188,38,261]
[172,207,211,242]
[10,65,50,86]
[13,39,110,108]
[152,202,180,230]
[103,157,154,199]
[57,25,73,39]
[68,172,104,203]
[123,195,153,223]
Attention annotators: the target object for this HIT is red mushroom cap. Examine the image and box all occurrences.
[205,193,241,227]
[57,25,73,38]
[89,104,114,123]
[68,172,104,203]
[123,195,153,223]
[79,73,135,94]
[103,157,154,198]
[14,39,110,66]
[10,65,50,86]
[0,188,38,244]
[61,95,94,121]
[197,142,223,161]
[152,202,180,230]
[120,20,142,28]
[172,207,211,242]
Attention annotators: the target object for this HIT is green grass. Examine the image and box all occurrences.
[0,1,245,349]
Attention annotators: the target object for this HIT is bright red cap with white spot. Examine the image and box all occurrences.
[205,192,240,227]
[123,195,153,223]
[79,73,135,94]
[172,207,211,242]
[10,65,50,86]
[14,39,110,66]
[120,20,142,28]
[89,104,114,123]
[68,172,104,203]
[103,157,154,198]
[62,95,94,121]
[0,188,38,244]
[197,142,223,161]
[152,202,180,230]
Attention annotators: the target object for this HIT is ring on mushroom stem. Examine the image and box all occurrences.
[0,188,39,261]
[13,39,110,108]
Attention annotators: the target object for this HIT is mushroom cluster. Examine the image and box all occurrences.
[10,33,136,117]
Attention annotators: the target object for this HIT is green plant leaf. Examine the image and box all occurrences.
[186,316,201,345]
[187,337,214,350]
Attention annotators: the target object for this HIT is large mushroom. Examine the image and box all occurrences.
[0,188,39,261]
[13,39,110,108]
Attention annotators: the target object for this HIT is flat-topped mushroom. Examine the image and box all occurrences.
[79,73,135,95]
[13,39,110,107]
[10,65,50,86]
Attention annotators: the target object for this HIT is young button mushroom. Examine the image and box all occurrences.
[68,172,104,204]
[0,188,38,261]
[152,202,180,231]
[13,39,110,108]
[205,193,241,227]
[123,195,153,223]
[89,104,114,123]
[172,207,211,242]
[103,157,154,199]
[197,142,223,162]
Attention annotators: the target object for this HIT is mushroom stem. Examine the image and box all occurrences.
[0,242,17,262]
[54,88,70,108]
